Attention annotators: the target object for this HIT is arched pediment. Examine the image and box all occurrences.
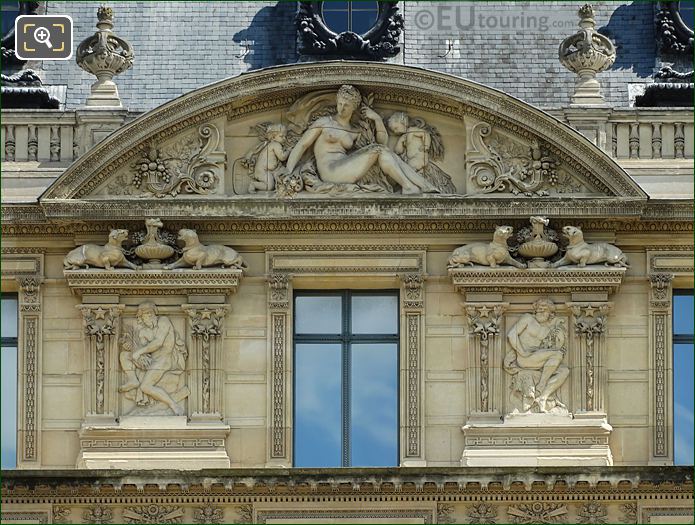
[40,62,646,219]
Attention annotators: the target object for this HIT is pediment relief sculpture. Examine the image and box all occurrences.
[119,302,189,416]
[504,299,569,415]
[235,85,452,197]
[63,219,246,272]
[448,218,628,271]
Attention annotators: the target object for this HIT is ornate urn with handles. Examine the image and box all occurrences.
[517,216,559,268]
[134,218,175,267]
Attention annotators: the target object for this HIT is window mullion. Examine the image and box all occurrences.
[342,291,351,467]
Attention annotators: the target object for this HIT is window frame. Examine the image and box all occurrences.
[1,293,19,469]
[321,1,380,36]
[292,289,400,467]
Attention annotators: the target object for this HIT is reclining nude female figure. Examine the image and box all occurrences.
[284,85,438,195]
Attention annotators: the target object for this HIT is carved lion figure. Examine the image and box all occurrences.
[63,229,137,270]
[448,225,526,269]
[164,229,247,270]
[552,226,629,268]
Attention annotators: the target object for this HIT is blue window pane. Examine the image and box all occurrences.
[295,343,342,467]
[323,1,349,11]
[1,346,17,469]
[350,343,398,467]
[323,9,349,33]
[674,343,694,465]
[679,2,694,31]
[1,295,18,339]
[351,295,398,334]
[295,295,342,335]
[351,5,378,35]
[1,1,19,37]
[674,292,694,335]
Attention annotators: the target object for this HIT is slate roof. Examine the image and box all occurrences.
[38,1,658,111]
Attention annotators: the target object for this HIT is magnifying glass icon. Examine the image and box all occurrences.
[33,26,53,49]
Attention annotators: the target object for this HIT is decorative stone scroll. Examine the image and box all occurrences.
[78,304,124,422]
[183,304,230,419]
[464,303,507,414]
[568,302,612,414]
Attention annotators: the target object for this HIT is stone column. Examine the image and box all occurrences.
[182,304,230,422]
[648,273,674,462]
[17,277,43,465]
[463,303,507,418]
[400,273,426,466]
[567,302,612,416]
[266,273,292,467]
[77,304,124,424]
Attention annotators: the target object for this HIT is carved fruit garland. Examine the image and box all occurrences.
[132,124,225,197]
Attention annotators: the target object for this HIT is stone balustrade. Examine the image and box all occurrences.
[605,110,694,160]
[1,109,136,165]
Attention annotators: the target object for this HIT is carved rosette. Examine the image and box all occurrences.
[76,6,134,107]
[400,273,425,463]
[183,305,230,419]
[78,304,125,419]
[267,273,292,464]
[648,272,674,458]
[568,302,611,413]
[465,303,507,413]
[559,4,616,105]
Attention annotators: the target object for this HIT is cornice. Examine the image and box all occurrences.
[1,467,692,496]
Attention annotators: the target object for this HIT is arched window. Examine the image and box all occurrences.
[297,1,403,60]
[321,1,379,36]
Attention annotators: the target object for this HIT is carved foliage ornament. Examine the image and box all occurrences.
[466,304,506,412]
[193,504,224,524]
[467,502,498,524]
[123,505,184,524]
[466,123,578,197]
[126,124,225,197]
[507,502,568,524]
[83,506,113,524]
[297,1,403,59]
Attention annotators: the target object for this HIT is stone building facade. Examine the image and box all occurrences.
[1,1,693,524]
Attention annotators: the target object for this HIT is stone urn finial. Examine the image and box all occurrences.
[558,4,616,105]
[76,5,134,107]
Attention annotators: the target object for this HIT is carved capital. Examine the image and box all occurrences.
[569,303,611,337]
[17,276,42,312]
[267,273,292,310]
[649,272,674,306]
[464,303,506,340]
[77,304,124,340]
[400,273,424,309]
[183,305,230,340]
